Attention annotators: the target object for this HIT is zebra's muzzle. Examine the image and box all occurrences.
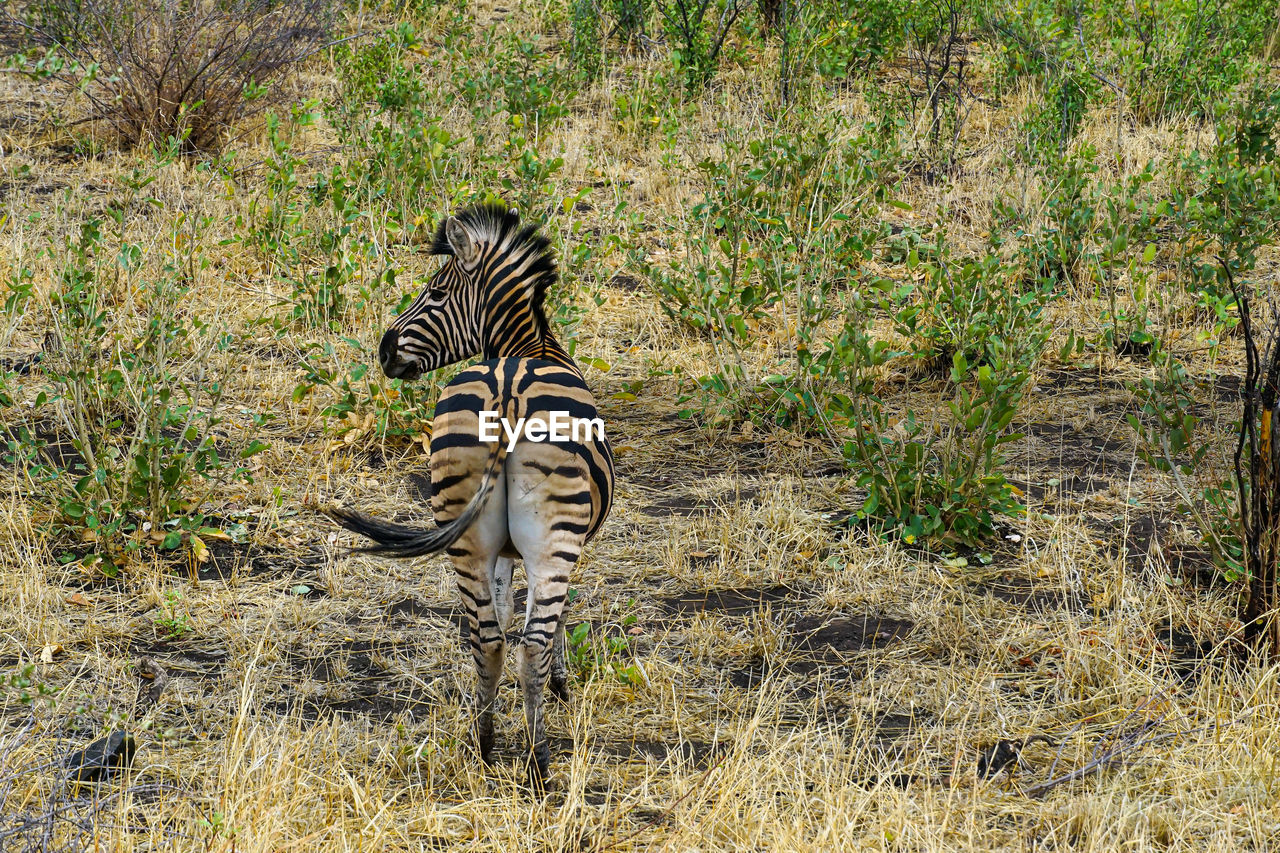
[378,328,421,380]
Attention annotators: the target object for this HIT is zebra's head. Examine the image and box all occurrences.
[378,204,556,380]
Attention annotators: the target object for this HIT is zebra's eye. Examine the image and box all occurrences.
[426,287,447,303]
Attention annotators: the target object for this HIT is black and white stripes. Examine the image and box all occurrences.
[326,204,614,789]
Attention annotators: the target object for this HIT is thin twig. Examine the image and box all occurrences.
[1025,698,1240,798]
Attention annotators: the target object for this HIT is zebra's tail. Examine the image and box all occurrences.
[322,437,507,559]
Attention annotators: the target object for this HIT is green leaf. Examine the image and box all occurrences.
[241,440,269,458]
[1058,329,1076,362]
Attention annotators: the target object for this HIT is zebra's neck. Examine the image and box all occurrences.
[508,336,574,368]
[482,323,577,371]
[477,266,577,371]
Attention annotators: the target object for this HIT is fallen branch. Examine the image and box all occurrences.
[1024,694,1238,798]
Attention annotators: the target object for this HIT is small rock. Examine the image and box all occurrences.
[64,731,136,786]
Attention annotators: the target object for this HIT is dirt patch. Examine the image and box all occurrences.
[874,711,926,740]
[1,423,86,471]
[728,660,771,689]
[388,597,468,647]
[0,351,44,375]
[1120,514,1161,570]
[660,586,796,616]
[264,681,440,722]
[181,540,323,583]
[608,273,644,293]
[1012,473,1110,504]
[640,495,719,517]
[1085,513,1170,571]
[1153,622,1217,683]
[1210,374,1243,402]
[282,637,404,682]
[1023,423,1133,476]
[1040,369,1130,396]
[591,736,727,768]
[791,614,914,655]
[859,710,938,757]
[1169,544,1217,585]
[976,575,1085,613]
[249,342,306,364]
[406,472,433,502]
[387,597,457,621]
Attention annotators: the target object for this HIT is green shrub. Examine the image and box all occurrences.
[328,26,469,237]
[570,0,605,79]
[839,240,1048,549]
[294,337,438,451]
[1032,143,1100,288]
[804,0,908,78]
[565,595,644,686]
[1168,83,1280,326]
[1094,162,1163,355]
[1127,85,1280,590]
[611,0,650,44]
[645,119,897,422]
[1092,0,1273,121]
[448,30,573,128]
[657,0,748,89]
[2,152,269,575]
[892,230,1055,375]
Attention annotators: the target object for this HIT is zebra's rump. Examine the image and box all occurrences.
[430,357,614,542]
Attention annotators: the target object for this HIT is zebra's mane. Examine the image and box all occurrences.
[430,203,558,334]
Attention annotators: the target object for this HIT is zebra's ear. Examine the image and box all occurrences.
[445,217,479,265]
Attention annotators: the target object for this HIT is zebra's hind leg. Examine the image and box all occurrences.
[548,617,570,702]
[451,546,507,765]
[515,549,575,789]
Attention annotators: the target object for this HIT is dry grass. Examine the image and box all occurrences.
[1,1,1278,851]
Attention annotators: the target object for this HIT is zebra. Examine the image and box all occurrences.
[324,204,614,790]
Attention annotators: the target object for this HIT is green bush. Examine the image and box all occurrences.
[1091,0,1273,121]
[570,0,605,79]
[1093,162,1163,355]
[2,150,269,575]
[294,338,438,451]
[657,0,748,89]
[1127,84,1280,587]
[647,114,1040,548]
[892,230,1055,375]
[838,240,1048,549]
[804,0,909,78]
[1031,143,1100,288]
[645,119,897,421]
[565,595,644,686]
[1167,83,1280,331]
[611,0,650,44]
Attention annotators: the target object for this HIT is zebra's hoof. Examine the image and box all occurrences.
[525,750,551,795]
[476,729,496,765]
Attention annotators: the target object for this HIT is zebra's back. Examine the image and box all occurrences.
[430,358,614,543]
